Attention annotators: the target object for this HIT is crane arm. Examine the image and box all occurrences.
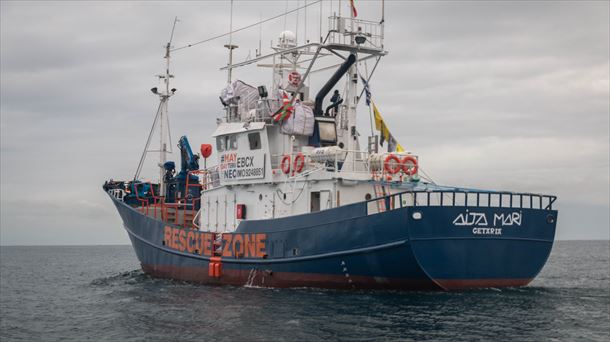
[178,135,200,173]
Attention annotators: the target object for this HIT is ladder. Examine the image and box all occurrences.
[164,206,177,223]
[213,233,223,256]
[373,183,387,213]
[182,210,196,228]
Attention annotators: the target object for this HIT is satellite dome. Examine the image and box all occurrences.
[278,30,297,48]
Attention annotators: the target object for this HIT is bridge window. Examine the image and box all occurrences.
[229,135,238,150]
[248,132,261,150]
[217,135,238,151]
[216,136,226,152]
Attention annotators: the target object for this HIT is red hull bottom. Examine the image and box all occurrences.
[142,264,440,290]
[141,264,532,291]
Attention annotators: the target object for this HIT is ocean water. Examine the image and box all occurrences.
[1,241,608,341]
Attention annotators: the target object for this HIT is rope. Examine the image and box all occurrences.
[418,167,437,185]
[134,99,165,180]
[171,0,322,52]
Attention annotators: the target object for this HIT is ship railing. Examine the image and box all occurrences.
[155,169,219,229]
[223,95,283,124]
[130,179,202,228]
[252,99,282,123]
[223,98,291,124]
[365,189,557,216]
[133,181,163,218]
[107,188,126,202]
[271,152,343,177]
[198,165,222,191]
[158,167,223,229]
[161,200,200,229]
[271,149,408,178]
[327,16,385,51]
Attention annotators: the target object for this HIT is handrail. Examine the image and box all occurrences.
[364,188,557,215]
[270,149,416,175]
[107,188,126,201]
[133,181,164,218]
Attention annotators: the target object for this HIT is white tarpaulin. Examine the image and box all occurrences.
[281,101,314,136]
[220,80,259,112]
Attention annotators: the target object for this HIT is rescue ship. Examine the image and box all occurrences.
[104,3,558,290]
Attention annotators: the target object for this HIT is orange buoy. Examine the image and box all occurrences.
[401,156,418,176]
[281,154,291,174]
[293,153,305,173]
[383,154,401,174]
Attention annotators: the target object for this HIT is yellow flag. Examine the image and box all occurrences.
[372,103,389,142]
[372,103,384,131]
[372,102,404,151]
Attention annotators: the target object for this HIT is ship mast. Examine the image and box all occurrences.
[133,17,178,195]
[225,0,238,84]
[346,5,358,153]
[158,17,179,196]
[158,45,170,194]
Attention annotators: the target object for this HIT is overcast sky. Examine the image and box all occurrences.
[1,0,608,245]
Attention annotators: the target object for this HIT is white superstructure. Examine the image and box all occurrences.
[197,15,421,233]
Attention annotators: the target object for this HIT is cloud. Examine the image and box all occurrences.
[1,1,608,245]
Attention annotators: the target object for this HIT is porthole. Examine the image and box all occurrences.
[365,193,372,200]
[259,194,263,201]
[546,214,555,224]
[412,211,423,220]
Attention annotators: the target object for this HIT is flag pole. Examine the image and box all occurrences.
[365,61,375,137]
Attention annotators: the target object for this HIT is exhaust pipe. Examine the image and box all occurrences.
[313,53,356,117]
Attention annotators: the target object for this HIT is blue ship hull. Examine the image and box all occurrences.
[109,189,557,291]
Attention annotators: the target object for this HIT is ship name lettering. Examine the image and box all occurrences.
[453,211,522,229]
[493,212,521,226]
[472,227,503,235]
[453,211,488,227]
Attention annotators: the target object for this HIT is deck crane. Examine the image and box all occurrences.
[164,135,201,204]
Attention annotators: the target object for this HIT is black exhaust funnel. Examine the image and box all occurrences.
[313,53,357,117]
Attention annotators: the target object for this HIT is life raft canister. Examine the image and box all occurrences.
[401,155,418,176]
[383,154,401,174]
[293,153,305,174]
[281,154,291,174]
[288,71,301,86]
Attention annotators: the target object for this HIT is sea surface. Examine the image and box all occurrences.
[1,241,608,341]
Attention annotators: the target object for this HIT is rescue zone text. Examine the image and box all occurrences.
[163,226,267,258]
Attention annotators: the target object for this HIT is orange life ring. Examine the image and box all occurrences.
[383,154,401,174]
[293,153,305,173]
[281,154,291,174]
[401,156,418,176]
